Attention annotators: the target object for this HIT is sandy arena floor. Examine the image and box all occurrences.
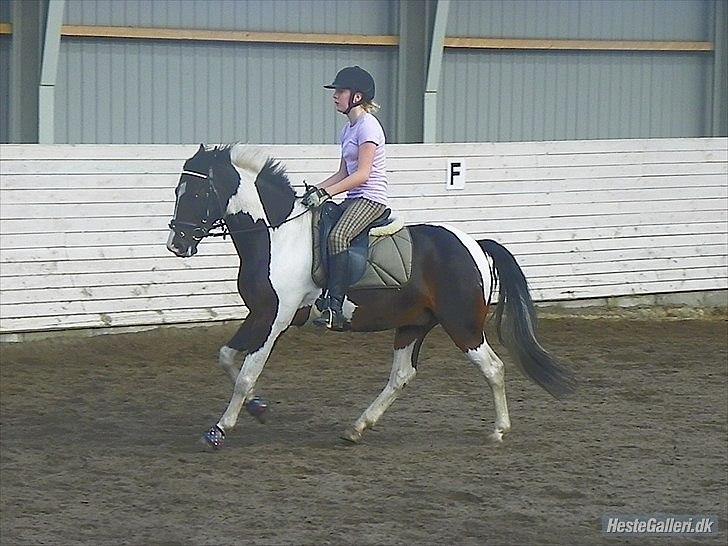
[1,317,726,545]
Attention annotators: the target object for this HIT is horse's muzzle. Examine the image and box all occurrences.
[166,229,198,257]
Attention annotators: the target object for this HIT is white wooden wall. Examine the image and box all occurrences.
[1,138,726,334]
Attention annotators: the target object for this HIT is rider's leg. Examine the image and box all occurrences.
[315,198,386,330]
[316,250,349,330]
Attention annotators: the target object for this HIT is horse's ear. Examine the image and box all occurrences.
[198,143,205,153]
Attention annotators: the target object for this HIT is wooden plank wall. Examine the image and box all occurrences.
[1,138,726,334]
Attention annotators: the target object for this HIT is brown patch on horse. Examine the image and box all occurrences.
[291,306,311,327]
[393,322,438,369]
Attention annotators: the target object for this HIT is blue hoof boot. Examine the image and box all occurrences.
[202,424,225,450]
[246,396,269,423]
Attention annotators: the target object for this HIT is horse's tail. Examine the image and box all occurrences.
[478,239,575,399]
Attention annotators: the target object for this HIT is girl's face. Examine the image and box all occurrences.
[332,88,361,113]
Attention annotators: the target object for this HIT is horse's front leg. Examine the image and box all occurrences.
[218,305,311,384]
[203,317,290,449]
[217,305,312,423]
[218,346,243,384]
[218,340,267,423]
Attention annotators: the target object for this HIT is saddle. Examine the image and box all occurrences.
[311,201,412,290]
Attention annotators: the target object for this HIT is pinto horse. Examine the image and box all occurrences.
[167,144,574,448]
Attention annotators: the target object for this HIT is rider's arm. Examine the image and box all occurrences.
[318,157,348,190]
[324,142,376,197]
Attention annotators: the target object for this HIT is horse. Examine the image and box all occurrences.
[166,144,575,449]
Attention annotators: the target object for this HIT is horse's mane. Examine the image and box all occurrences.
[227,144,294,193]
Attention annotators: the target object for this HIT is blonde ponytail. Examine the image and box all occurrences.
[361,100,381,114]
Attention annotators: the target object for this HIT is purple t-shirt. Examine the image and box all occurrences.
[340,113,388,206]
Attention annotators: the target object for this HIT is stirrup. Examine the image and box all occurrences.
[314,308,350,331]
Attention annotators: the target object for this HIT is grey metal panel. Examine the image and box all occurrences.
[48,0,719,144]
[63,0,396,35]
[0,37,10,143]
[55,38,397,144]
[439,49,711,142]
[447,0,711,41]
[0,0,13,143]
[435,0,715,142]
[0,0,10,22]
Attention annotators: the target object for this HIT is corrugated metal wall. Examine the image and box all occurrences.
[439,0,715,142]
[56,41,396,145]
[0,37,10,144]
[0,0,9,22]
[0,0,722,144]
[56,0,399,144]
[0,0,10,144]
[447,0,711,41]
[63,0,396,34]
[439,50,711,142]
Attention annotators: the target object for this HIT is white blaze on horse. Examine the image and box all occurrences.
[167,144,575,449]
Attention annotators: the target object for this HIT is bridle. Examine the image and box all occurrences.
[168,168,310,241]
[167,169,222,241]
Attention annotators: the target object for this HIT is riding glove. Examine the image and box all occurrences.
[302,186,331,209]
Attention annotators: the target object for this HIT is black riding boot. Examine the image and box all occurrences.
[314,251,350,331]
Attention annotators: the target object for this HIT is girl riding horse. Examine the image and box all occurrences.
[302,66,389,331]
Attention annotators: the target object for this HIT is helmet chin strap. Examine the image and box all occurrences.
[343,92,364,115]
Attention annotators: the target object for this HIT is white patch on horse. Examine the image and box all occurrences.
[215,214,324,431]
[467,339,511,442]
[430,223,494,305]
[267,202,322,308]
[226,146,269,222]
[215,193,321,432]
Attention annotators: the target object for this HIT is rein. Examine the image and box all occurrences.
[207,208,311,238]
[171,169,310,240]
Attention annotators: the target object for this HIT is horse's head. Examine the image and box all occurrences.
[167,144,298,257]
[167,144,239,257]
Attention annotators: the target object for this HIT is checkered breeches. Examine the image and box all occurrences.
[328,198,387,254]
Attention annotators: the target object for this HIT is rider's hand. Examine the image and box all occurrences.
[302,186,331,209]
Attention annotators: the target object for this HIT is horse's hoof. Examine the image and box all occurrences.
[246,396,268,423]
[340,427,363,444]
[201,425,225,450]
[489,429,506,443]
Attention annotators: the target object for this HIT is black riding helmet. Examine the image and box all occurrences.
[324,66,375,113]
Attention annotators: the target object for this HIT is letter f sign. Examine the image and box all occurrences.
[447,159,466,190]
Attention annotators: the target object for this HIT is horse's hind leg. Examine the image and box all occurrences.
[342,323,435,443]
[436,297,511,442]
[466,336,511,442]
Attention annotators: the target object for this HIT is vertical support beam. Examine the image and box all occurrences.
[711,0,727,136]
[38,0,64,143]
[396,0,434,143]
[10,0,44,143]
[423,0,450,143]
